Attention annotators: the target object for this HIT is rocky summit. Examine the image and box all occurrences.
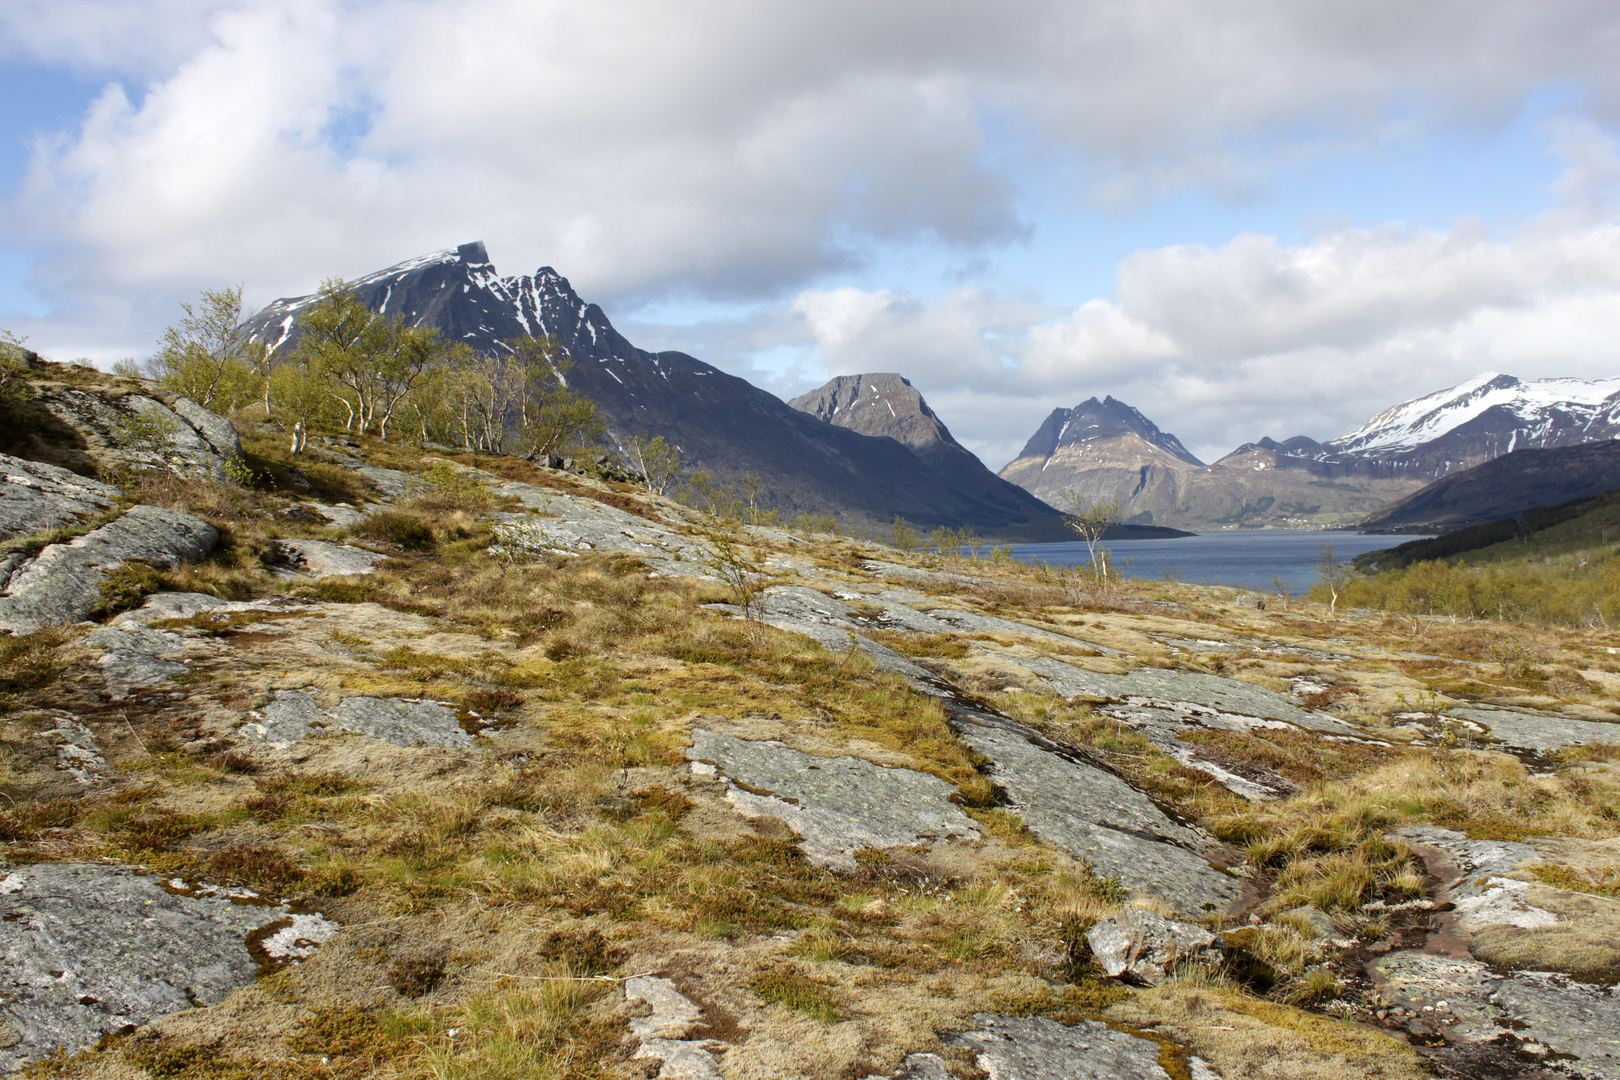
[4,358,1620,1080]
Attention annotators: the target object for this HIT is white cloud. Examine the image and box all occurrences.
[768,132,1620,466]
[5,0,1620,459]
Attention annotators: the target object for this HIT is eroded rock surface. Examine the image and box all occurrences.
[0,505,218,632]
[1371,952,1620,1078]
[112,591,302,626]
[265,539,387,579]
[84,623,189,698]
[1448,705,1620,752]
[950,713,1240,916]
[945,1013,1183,1079]
[0,865,303,1074]
[0,455,121,543]
[240,688,472,748]
[686,729,979,869]
[624,976,725,1080]
[1017,655,1344,731]
[32,385,244,482]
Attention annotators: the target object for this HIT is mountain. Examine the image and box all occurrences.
[789,376,1188,539]
[1360,440,1620,532]
[240,243,1072,540]
[997,374,1620,530]
[787,374,960,463]
[996,397,1419,529]
[1322,372,1620,477]
[997,397,1204,507]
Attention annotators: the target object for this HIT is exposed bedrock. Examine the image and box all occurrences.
[239,688,472,748]
[0,454,122,542]
[948,712,1242,916]
[0,505,218,633]
[686,729,980,869]
[0,864,336,1074]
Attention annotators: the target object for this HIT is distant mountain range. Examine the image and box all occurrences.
[241,243,1072,540]
[998,375,1620,531]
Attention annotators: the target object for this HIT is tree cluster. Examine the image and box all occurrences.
[140,282,604,458]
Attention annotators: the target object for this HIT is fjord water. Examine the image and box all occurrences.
[1009,529,1431,593]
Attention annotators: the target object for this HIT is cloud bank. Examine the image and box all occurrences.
[3,1,1620,465]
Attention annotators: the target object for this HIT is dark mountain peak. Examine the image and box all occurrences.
[1012,395,1203,467]
[787,373,964,463]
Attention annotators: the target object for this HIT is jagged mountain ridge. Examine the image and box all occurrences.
[240,243,1072,540]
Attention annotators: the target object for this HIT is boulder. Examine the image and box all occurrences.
[0,454,122,542]
[30,383,244,482]
[1086,907,1223,985]
[0,505,219,633]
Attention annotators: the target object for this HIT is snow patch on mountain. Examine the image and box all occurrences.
[1329,373,1620,457]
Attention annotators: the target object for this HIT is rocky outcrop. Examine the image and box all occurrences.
[950,713,1241,916]
[0,865,334,1074]
[0,455,121,543]
[1086,908,1223,985]
[24,375,244,483]
[263,539,387,579]
[0,505,218,633]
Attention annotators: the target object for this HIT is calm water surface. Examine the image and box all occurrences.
[1009,530,1432,593]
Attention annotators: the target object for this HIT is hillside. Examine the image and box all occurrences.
[1360,440,1620,532]
[1356,486,1620,570]
[239,244,1071,542]
[4,356,1620,1079]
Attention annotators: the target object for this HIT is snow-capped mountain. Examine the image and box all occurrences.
[240,243,1071,540]
[1322,372,1620,476]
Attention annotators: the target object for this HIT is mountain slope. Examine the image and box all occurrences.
[241,243,1071,540]
[1360,440,1620,532]
[996,397,1204,512]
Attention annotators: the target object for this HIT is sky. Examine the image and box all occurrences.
[3,2,1620,469]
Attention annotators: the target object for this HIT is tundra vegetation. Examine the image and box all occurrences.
[2,350,1620,1080]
